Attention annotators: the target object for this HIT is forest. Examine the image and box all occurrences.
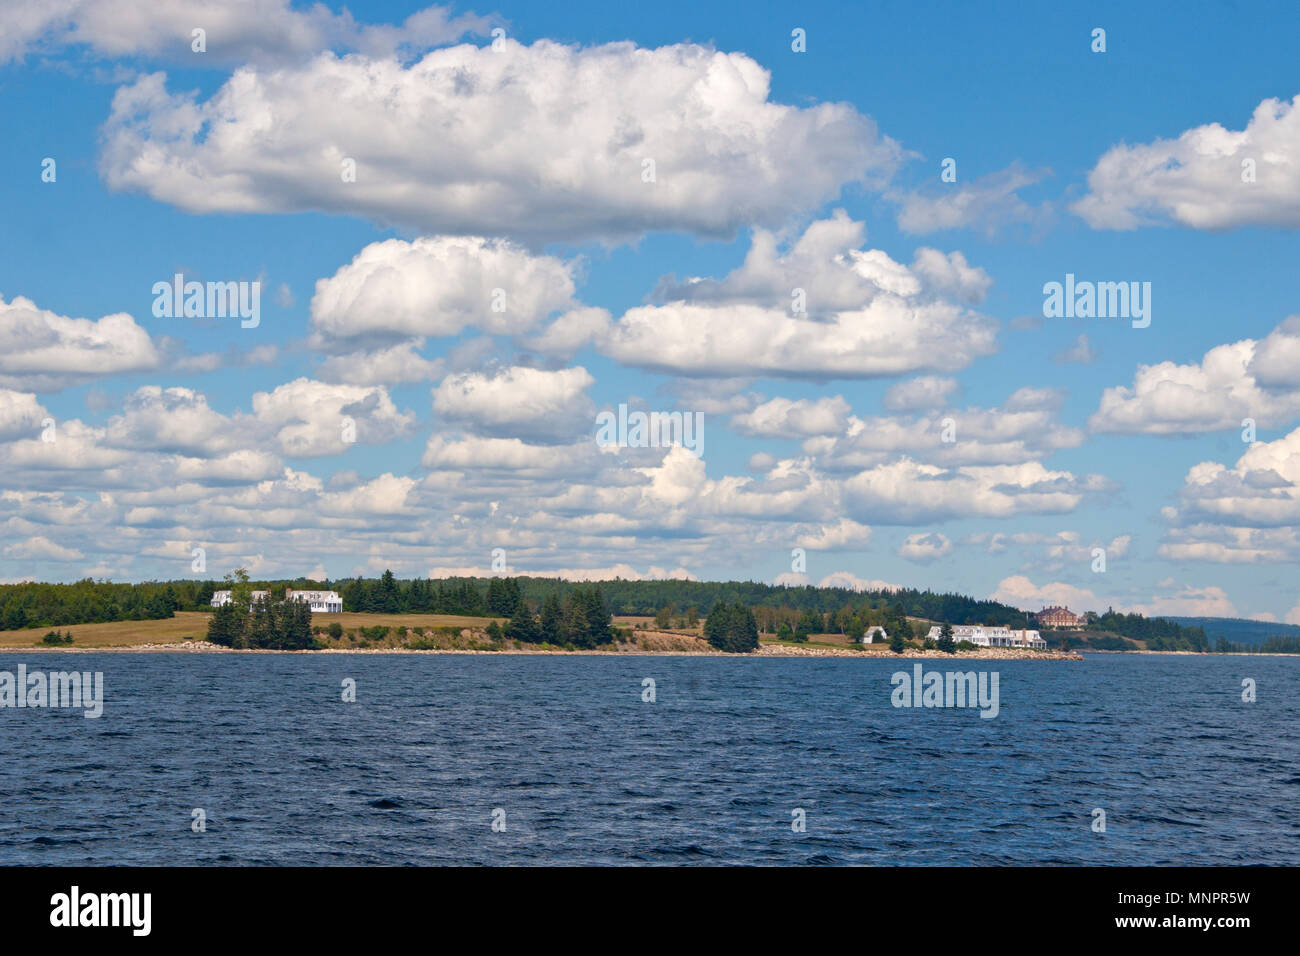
[0,572,1216,651]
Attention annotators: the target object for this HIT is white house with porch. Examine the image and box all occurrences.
[286,589,343,613]
[924,624,1046,649]
[210,589,342,613]
[210,589,269,606]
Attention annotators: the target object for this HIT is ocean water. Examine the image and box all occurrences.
[1,652,1296,865]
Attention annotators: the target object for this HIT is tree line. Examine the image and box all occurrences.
[0,580,188,630]
[1212,635,1300,654]
[493,586,613,648]
[205,572,316,649]
[0,571,1213,651]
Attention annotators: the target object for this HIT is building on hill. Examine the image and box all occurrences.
[1036,606,1084,629]
[861,625,887,644]
[210,589,268,607]
[285,589,343,613]
[209,589,341,613]
[924,624,1046,649]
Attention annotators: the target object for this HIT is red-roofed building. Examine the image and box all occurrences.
[1036,606,1083,629]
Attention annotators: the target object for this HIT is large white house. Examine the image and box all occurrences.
[210,589,269,607]
[860,626,888,644]
[209,589,343,613]
[286,589,343,613]
[925,624,1046,649]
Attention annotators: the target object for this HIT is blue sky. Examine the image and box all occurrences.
[2,0,1299,623]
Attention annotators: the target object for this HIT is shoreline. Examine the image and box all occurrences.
[2,640,1083,659]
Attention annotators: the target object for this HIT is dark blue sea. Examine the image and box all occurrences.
[1,653,1296,865]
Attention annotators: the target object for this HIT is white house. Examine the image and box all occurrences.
[210,589,269,607]
[286,589,343,613]
[209,589,342,613]
[861,626,888,644]
[925,624,1046,649]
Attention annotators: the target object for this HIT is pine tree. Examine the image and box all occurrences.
[206,601,243,646]
[540,593,562,644]
[377,569,401,613]
[937,622,956,654]
[704,602,759,653]
[562,590,590,647]
[583,587,613,646]
[507,600,540,643]
[487,577,507,615]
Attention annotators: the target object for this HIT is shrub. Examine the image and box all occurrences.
[327,621,343,639]
[40,630,73,645]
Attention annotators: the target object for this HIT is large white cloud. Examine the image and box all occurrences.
[0,294,161,391]
[1073,94,1300,230]
[840,459,1103,524]
[251,378,416,457]
[0,390,49,441]
[1090,318,1300,434]
[309,236,577,347]
[1168,425,1300,528]
[897,532,952,563]
[0,0,490,67]
[432,366,595,442]
[3,535,84,562]
[991,574,1240,618]
[1158,426,1300,565]
[803,387,1084,469]
[893,162,1051,236]
[882,376,961,412]
[99,41,904,242]
[597,214,997,379]
[730,396,851,439]
[422,435,601,478]
[316,343,445,387]
[103,385,244,456]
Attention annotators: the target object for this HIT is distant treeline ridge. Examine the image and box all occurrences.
[0,573,1216,650]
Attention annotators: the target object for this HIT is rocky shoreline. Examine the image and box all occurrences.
[10,639,1082,659]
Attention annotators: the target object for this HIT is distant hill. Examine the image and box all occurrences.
[1161,616,1300,646]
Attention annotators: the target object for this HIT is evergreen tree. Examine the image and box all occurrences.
[562,590,590,647]
[937,622,956,654]
[376,569,401,613]
[582,587,613,646]
[487,577,508,615]
[507,600,540,643]
[206,601,243,647]
[540,593,563,644]
[704,602,759,653]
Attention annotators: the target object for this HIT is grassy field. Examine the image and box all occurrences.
[322,612,505,630]
[0,611,213,648]
[0,610,509,648]
[0,611,910,653]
